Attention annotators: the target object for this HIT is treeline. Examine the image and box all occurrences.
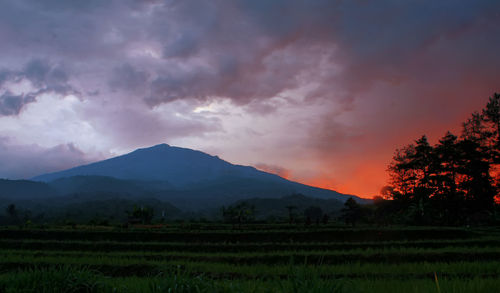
[371,93,500,226]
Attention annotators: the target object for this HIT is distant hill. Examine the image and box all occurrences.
[0,179,57,199]
[234,194,345,221]
[57,197,182,223]
[0,195,182,224]
[32,144,369,209]
[48,175,167,196]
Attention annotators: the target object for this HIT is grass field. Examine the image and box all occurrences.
[0,225,499,292]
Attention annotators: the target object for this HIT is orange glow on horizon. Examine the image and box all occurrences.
[291,166,388,200]
[257,162,388,199]
[299,177,382,199]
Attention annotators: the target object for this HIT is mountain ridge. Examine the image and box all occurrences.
[33,144,282,186]
[31,144,370,207]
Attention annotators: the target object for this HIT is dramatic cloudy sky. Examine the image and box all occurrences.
[0,0,499,197]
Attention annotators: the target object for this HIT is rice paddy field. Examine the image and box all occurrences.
[0,224,499,292]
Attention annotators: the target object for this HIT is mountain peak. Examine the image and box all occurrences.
[141,143,170,150]
[132,143,173,155]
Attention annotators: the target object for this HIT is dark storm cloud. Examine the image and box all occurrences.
[0,92,36,116]
[136,0,499,113]
[327,1,500,99]
[0,138,95,179]
[1,0,498,108]
[3,0,495,111]
[142,0,327,106]
[0,59,75,115]
[108,63,150,93]
[23,59,72,93]
[0,71,12,86]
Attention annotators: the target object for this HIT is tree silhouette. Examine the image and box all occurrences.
[304,206,323,225]
[6,204,18,223]
[285,205,297,224]
[384,93,500,225]
[127,205,154,224]
[222,202,255,226]
[340,198,362,226]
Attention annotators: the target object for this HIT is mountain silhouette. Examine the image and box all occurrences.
[31,144,369,209]
[33,144,276,185]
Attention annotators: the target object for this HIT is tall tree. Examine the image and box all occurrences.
[482,93,500,202]
[388,144,418,199]
[434,132,460,196]
[222,202,255,226]
[304,206,323,225]
[340,198,362,226]
[285,205,297,224]
[457,138,495,214]
[482,93,500,145]
[432,132,465,224]
[6,204,17,219]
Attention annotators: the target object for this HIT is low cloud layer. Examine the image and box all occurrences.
[255,163,291,180]
[0,138,97,179]
[0,0,499,196]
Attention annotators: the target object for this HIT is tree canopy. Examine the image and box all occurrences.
[385,93,500,225]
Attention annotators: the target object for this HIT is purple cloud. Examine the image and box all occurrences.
[0,138,96,179]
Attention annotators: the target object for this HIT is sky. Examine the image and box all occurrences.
[0,0,499,198]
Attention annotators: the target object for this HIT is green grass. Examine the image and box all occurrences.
[1,267,500,293]
[0,225,498,292]
[1,237,499,252]
[2,256,500,279]
[1,246,499,267]
[0,227,480,243]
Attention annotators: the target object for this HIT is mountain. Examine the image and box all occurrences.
[32,144,370,209]
[33,144,274,187]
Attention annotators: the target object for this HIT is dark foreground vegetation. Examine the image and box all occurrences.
[0,224,499,292]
